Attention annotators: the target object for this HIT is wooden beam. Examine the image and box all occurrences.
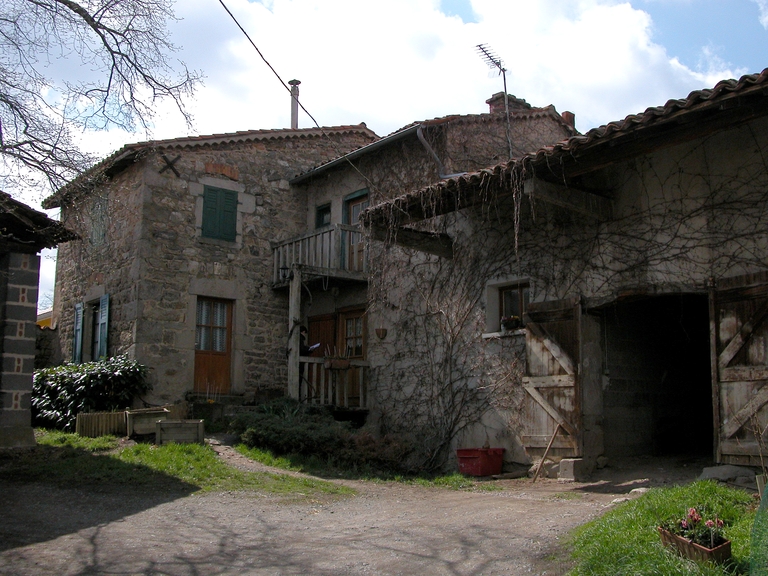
[524,178,612,220]
[721,382,768,439]
[369,224,453,259]
[523,384,578,437]
[522,375,575,387]
[718,299,768,371]
[287,267,302,400]
[525,322,575,375]
[720,366,768,382]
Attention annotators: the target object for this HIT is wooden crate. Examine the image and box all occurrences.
[155,420,205,445]
[126,407,169,436]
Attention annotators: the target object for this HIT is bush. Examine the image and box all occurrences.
[231,399,413,474]
[32,356,151,430]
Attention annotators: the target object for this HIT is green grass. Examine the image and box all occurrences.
[568,481,756,575]
[234,444,502,490]
[0,430,352,499]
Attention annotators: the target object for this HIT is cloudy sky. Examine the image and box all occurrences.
[35,0,768,309]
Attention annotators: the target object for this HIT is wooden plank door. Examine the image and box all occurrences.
[713,279,768,465]
[194,298,232,395]
[522,296,582,457]
[346,195,369,271]
[307,315,336,403]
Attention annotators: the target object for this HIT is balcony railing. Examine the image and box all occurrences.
[300,357,369,409]
[273,224,367,284]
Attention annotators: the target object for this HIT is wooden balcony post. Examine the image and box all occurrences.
[287,264,302,399]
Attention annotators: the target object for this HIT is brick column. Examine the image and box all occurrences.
[0,252,39,447]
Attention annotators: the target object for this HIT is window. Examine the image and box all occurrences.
[315,204,331,229]
[73,294,109,363]
[344,190,369,270]
[341,310,365,358]
[202,186,237,241]
[195,299,230,352]
[500,283,530,325]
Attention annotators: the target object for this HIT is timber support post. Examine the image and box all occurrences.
[287,264,302,399]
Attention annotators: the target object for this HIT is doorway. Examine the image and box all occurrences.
[601,294,712,457]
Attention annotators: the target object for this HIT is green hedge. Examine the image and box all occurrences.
[32,356,151,431]
[230,399,413,474]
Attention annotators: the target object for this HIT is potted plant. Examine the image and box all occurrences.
[658,507,731,564]
[500,316,521,332]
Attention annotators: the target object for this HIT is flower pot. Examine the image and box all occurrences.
[456,448,505,476]
[324,358,350,370]
[657,527,732,564]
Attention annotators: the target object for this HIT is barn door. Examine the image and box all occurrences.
[713,279,768,465]
[522,296,582,457]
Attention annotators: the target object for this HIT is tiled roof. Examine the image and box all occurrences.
[43,124,377,208]
[0,192,79,250]
[291,105,575,184]
[365,69,768,225]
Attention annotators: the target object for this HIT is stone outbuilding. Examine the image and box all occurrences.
[365,70,768,473]
[0,192,77,447]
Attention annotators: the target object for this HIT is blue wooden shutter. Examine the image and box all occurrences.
[97,294,109,359]
[73,303,83,363]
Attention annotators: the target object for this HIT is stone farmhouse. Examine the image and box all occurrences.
[365,70,768,474]
[45,93,575,418]
[44,125,377,405]
[0,193,77,447]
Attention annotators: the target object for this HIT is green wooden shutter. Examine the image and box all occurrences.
[73,303,83,363]
[97,294,109,359]
[202,186,237,241]
[220,190,237,241]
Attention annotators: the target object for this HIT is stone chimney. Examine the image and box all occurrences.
[289,79,301,129]
[486,92,532,114]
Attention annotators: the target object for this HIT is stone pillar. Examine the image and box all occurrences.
[0,252,39,448]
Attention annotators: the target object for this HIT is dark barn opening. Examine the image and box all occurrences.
[601,294,712,457]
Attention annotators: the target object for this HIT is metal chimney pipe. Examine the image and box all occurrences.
[289,79,301,129]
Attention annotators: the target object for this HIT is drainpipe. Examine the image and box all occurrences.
[289,79,301,130]
[416,124,467,179]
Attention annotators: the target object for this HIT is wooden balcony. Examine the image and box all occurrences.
[272,224,367,286]
[300,357,369,409]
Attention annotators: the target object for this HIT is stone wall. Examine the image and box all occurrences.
[53,130,374,404]
[0,252,40,447]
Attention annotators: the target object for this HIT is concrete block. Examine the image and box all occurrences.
[559,458,594,481]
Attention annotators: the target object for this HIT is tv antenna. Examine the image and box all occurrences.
[477,43,513,159]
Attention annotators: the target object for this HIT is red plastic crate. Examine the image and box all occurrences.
[456,448,505,476]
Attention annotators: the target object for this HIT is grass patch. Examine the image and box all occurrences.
[234,444,503,491]
[0,430,352,500]
[568,481,755,575]
[552,491,583,501]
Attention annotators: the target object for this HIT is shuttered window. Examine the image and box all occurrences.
[202,186,237,241]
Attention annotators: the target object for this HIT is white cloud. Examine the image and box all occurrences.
[753,0,768,28]
[31,0,749,308]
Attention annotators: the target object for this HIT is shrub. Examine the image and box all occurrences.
[232,398,414,474]
[32,356,151,430]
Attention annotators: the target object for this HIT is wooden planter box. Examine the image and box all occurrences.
[658,527,732,564]
[126,408,169,436]
[155,420,205,445]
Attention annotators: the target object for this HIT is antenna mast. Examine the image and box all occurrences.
[477,43,513,159]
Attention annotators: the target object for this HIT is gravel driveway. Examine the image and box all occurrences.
[0,444,708,576]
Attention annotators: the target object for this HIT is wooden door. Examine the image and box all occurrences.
[194,298,232,395]
[713,276,768,465]
[522,296,582,457]
[307,315,336,402]
[339,309,366,408]
[346,195,369,271]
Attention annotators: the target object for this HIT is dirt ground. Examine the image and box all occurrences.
[0,439,716,576]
